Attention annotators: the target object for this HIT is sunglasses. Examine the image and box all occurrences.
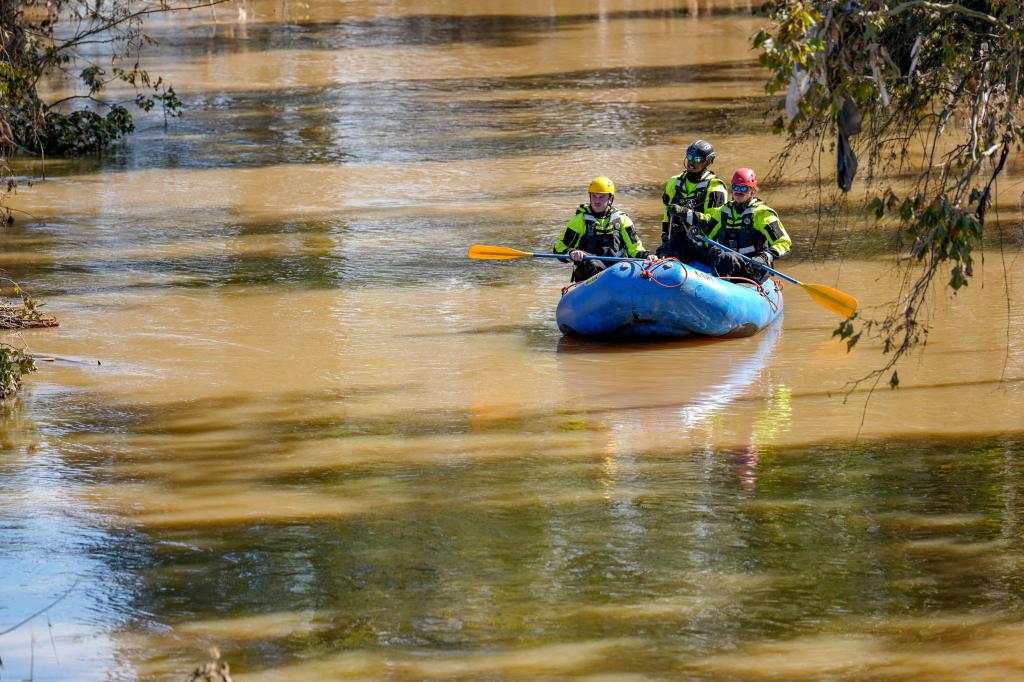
[731,184,751,193]
[686,154,705,162]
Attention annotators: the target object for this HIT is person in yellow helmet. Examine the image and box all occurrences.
[553,176,648,282]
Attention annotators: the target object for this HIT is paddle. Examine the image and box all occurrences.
[467,244,643,263]
[700,236,858,318]
[468,242,858,318]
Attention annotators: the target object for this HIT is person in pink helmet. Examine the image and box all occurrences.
[672,167,791,282]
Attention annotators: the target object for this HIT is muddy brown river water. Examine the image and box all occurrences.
[1,1,1023,680]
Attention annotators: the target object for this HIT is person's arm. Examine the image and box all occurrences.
[757,208,791,260]
[704,180,728,211]
[620,216,649,258]
[700,206,725,244]
[679,179,727,230]
[672,203,719,234]
[660,177,677,226]
[553,214,586,262]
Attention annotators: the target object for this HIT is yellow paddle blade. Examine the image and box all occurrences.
[800,282,859,318]
[467,244,533,260]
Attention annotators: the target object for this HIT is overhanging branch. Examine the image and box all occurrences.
[867,1,1010,31]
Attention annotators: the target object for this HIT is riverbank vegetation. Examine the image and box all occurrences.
[2,0,216,397]
[1,0,225,230]
[0,280,55,398]
[1,0,226,159]
[0,342,35,399]
[755,0,1024,386]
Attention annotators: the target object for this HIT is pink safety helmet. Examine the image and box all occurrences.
[731,167,758,190]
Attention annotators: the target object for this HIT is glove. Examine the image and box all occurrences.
[712,250,744,277]
[750,250,774,267]
[667,204,696,225]
[686,224,705,246]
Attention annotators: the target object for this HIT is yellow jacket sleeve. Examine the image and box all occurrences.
[618,215,647,258]
[756,208,791,257]
[553,213,586,254]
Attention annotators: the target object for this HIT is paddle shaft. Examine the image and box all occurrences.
[700,236,798,284]
[700,235,858,317]
[535,252,644,263]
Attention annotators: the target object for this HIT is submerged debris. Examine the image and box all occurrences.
[0,300,58,329]
[187,647,233,682]
[0,282,54,398]
[0,284,58,329]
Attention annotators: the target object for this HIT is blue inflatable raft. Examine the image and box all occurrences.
[555,260,783,339]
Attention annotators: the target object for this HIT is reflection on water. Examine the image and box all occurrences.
[2,0,1023,679]
[4,391,1024,680]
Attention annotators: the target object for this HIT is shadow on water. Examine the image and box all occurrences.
[0,213,545,294]
[31,387,1024,499]
[556,333,738,354]
[37,393,1024,667]
[0,206,948,297]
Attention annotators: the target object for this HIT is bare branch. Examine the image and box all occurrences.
[53,0,231,55]
[0,580,79,636]
[866,1,1011,30]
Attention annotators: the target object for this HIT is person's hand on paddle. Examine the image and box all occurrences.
[711,250,744,276]
[686,224,705,247]
[668,203,696,226]
[750,250,775,268]
[569,249,588,263]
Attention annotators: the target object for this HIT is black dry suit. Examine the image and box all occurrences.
[656,169,728,262]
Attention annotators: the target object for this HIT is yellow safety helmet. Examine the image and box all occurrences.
[588,176,615,195]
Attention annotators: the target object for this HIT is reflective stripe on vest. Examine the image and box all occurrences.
[581,210,625,256]
[719,203,760,253]
[583,210,624,235]
[673,174,711,209]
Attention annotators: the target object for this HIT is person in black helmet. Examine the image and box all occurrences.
[655,139,728,264]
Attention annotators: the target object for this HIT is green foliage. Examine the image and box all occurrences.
[42,106,135,155]
[0,344,36,399]
[832,313,860,351]
[0,0,206,157]
[80,65,106,95]
[754,0,1024,383]
[14,288,49,324]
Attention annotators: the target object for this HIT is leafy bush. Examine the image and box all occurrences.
[0,344,36,399]
[41,106,135,155]
[1,0,203,157]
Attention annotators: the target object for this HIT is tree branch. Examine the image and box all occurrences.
[52,0,231,55]
[867,1,1010,31]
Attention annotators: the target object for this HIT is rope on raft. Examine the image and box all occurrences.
[640,257,686,288]
[720,276,784,313]
[559,260,784,312]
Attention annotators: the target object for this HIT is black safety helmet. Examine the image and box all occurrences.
[686,139,716,165]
